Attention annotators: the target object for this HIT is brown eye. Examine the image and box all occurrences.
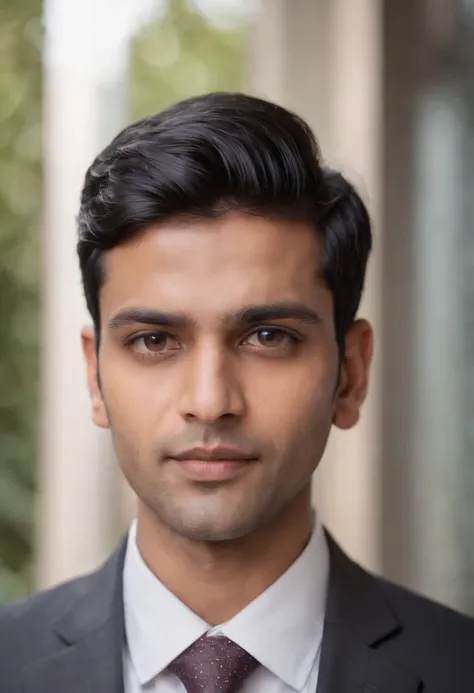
[132,333,180,355]
[143,334,168,351]
[256,328,285,346]
[244,328,297,349]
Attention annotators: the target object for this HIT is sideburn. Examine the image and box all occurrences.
[95,329,102,392]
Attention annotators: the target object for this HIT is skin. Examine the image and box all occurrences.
[82,211,373,624]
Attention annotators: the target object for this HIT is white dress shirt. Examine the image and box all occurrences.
[123,518,329,693]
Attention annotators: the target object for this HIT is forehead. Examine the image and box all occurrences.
[100,212,329,318]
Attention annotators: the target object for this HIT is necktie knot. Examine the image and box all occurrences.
[168,634,259,693]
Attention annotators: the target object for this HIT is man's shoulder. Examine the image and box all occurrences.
[329,534,474,644]
[0,542,125,693]
[0,556,121,692]
[0,540,126,643]
[1,561,124,693]
[372,571,474,672]
[376,572,474,632]
[1,571,92,627]
[325,542,474,690]
[0,572,95,656]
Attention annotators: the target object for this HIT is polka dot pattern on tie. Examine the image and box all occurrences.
[167,634,260,693]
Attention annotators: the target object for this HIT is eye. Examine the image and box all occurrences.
[243,327,299,351]
[129,332,181,357]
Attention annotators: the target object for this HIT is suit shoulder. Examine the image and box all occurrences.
[377,574,474,632]
[373,571,474,671]
[0,573,100,693]
[0,571,94,639]
[355,570,474,691]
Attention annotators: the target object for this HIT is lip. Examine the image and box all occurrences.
[172,446,256,462]
[169,446,257,482]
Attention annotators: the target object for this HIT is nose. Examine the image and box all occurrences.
[178,342,245,424]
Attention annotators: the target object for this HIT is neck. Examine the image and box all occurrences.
[135,486,313,625]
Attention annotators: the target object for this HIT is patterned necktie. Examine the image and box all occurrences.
[168,634,260,693]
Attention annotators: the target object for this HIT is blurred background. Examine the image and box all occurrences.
[1,0,473,614]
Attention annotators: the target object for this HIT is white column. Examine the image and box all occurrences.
[315,0,383,573]
[250,0,383,571]
[250,0,333,152]
[411,87,465,605]
[37,0,154,589]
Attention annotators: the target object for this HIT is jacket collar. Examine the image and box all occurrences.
[23,540,127,693]
[316,533,421,693]
[23,533,422,693]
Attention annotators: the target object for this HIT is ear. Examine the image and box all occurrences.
[332,319,373,430]
[81,326,110,429]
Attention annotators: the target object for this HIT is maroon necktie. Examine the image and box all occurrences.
[168,634,260,693]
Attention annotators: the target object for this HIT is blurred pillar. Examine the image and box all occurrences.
[250,0,333,152]
[319,0,383,574]
[38,0,151,589]
[381,0,469,609]
[250,0,383,571]
[379,0,429,592]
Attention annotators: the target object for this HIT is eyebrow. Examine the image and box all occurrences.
[234,303,322,326]
[108,302,322,332]
[108,309,188,332]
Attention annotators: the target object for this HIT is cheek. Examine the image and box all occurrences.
[101,342,167,404]
[248,360,336,445]
[99,354,173,445]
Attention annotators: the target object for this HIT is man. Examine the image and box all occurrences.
[1,92,473,693]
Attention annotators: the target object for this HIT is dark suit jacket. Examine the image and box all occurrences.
[1,534,474,693]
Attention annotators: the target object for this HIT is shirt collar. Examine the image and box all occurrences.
[123,517,329,691]
[217,519,329,690]
[123,522,209,685]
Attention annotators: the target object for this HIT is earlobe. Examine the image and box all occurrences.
[332,367,362,430]
[332,319,373,431]
[81,326,110,429]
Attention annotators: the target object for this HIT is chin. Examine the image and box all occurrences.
[151,491,271,542]
[164,510,262,543]
[188,529,250,542]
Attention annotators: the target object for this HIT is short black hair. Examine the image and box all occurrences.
[77,92,372,349]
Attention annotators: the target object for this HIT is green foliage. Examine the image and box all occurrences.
[131,0,248,119]
[0,0,42,603]
[0,0,248,603]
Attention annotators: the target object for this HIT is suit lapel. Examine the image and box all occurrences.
[20,530,423,693]
[316,534,422,693]
[23,540,127,693]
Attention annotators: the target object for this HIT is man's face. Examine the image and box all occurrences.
[82,212,372,541]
